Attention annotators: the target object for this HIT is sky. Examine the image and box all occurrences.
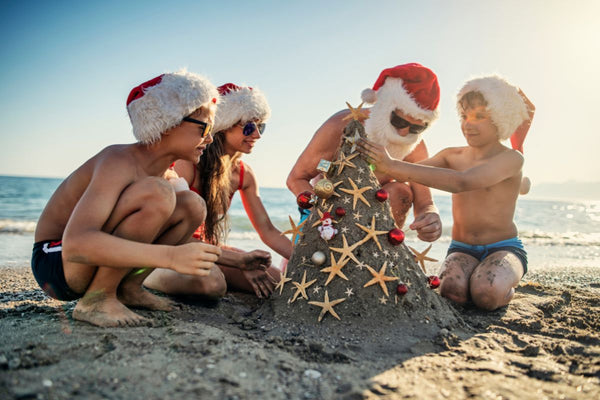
[1,0,599,188]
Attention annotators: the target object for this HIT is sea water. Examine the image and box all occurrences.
[1,175,598,272]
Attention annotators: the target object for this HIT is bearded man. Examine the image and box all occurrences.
[286,63,442,242]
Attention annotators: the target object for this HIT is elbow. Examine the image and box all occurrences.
[449,175,470,193]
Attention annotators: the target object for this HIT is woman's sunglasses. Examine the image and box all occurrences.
[390,112,428,134]
[239,121,266,136]
[182,116,213,138]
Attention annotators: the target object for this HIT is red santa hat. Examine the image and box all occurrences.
[456,75,530,150]
[126,70,218,144]
[320,212,332,221]
[362,63,440,160]
[213,83,271,133]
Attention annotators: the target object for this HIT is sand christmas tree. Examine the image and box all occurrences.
[272,104,461,335]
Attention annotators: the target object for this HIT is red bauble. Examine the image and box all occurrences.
[335,207,346,217]
[396,283,408,296]
[375,189,389,202]
[296,191,314,209]
[428,275,441,289]
[388,228,405,245]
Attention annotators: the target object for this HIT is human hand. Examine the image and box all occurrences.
[409,212,442,242]
[171,242,221,276]
[357,138,395,174]
[243,269,278,298]
[240,249,271,271]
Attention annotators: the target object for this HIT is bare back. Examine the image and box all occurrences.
[35,144,159,242]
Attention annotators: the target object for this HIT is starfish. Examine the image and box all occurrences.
[343,128,362,153]
[281,215,307,246]
[329,234,360,265]
[343,196,351,204]
[320,252,349,286]
[308,290,346,322]
[274,267,292,295]
[333,152,358,176]
[345,287,354,297]
[290,270,317,303]
[341,226,349,234]
[379,296,388,305]
[342,101,368,122]
[313,286,321,294]
[408,244,438,273]
[339,178,372,210]
[352,211,362,220]
[355,216,388,251]
[363,262,398,297]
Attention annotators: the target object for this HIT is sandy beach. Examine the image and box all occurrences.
[1,264,599,400]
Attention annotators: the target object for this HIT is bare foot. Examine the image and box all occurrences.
[118,285,175,311]
[73,291,150,327]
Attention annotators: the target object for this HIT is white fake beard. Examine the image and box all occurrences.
[365,103,423,161]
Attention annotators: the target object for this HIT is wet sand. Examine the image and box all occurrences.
[1,265,599,400]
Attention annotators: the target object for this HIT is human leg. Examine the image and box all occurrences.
[382,181,413,228]
[469,251,524,311]
[438,252,479,305]
[143,190,227,298]
[69,177,176,327]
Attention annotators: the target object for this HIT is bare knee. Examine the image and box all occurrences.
[439,277,469,305]
[175,191,207,228]
[201,266,227,299]
[383,182,413,228]
[137,177,177,220]
[470,281,512,311]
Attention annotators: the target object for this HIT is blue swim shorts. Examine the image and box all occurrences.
[446,237,528,276]
[31,240,81,301]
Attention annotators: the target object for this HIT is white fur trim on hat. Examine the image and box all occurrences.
[363,78,438,160]
[456,75,528,141]
[213,86,271,133]
[127,70,219,144]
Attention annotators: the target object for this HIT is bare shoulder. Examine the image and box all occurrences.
[240,161,257,190]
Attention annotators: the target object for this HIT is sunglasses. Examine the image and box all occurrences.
[182,116,213,138]
[238,121,266,136]
[389,112,428,134]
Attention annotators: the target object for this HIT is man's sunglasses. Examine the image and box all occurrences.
[238,121,266,136]
[390,112,428,134]
[182,116,213,138]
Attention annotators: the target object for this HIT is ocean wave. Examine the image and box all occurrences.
[0,219,36,234]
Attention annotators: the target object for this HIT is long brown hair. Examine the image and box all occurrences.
[194,130,233,245]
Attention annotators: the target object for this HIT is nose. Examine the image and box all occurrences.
[203,132,214,144]
[396,126,410,137]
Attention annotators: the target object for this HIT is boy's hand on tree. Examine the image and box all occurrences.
[239,250,271,271]
[243,269,277,298]
[357,138,395,174]
[171,242,221,276]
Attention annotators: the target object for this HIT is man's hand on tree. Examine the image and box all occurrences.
[409,212,442,242]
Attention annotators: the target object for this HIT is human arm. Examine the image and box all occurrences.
[286,111,348,196]
[240,164,293,259]
[360,139,524,193]
[62,154,220,276]
[403,141,442,242]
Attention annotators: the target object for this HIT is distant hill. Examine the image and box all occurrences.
[529,181,600,201]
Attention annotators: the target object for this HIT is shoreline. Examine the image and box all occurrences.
[1,264,599,399]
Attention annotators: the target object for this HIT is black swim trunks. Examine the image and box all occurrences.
[31,240,81,301]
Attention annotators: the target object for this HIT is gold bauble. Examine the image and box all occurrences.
[314,178,334,199]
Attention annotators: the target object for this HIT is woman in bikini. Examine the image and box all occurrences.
[155,83,292,298]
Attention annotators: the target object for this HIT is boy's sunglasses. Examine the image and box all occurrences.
[238,121,266,136]
[390,112,428,134]
[182,116,213,138]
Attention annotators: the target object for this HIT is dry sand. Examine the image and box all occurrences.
[1,265,599,400]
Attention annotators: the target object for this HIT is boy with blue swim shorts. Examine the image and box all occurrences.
[359,75,535,311]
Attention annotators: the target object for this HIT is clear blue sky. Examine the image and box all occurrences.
[1,0,599,188]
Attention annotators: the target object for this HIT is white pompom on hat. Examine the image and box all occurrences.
[126,70,219,144]
[213,83,271,133]
[456,75,529,142]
